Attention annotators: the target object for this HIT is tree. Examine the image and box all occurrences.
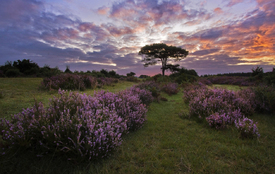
[65,65,72,73]
[139,43,188,76]
[251,66,263,77]
[126,72,136,77]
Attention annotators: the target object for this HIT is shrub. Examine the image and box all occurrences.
[174,73,197,84]
[252,85,275,114]
[126,86,154,106]
[42,74,97,91]
[80,75,97,89]
[183,85,257,135]
[97,77,118,87]
[206,110,244,129]
[161,82,179,95]
[0,88,149,160]
[94,90,148,131]
[136,81,161,98]
[5,69,21,77]
[125,76,139,82]
[235,117,260,138]
[206,76,254,86]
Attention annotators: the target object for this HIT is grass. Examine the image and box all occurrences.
[211,84,246,91]
[0,78,137,119]
[0,78,275,173]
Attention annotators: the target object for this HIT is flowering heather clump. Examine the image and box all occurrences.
[206,109,244,129]
[136,81,161,98]
[0,88,149,160]
[161,82,179,95]
[198,78,213,86]
[42,74,97,91]
[80,75,98,89]
[206,112,231,129]
[94,89,148,131]
[235,117,260,138]
[186,87,254,118]
[183,85,258,134]
[97,77,117,87]
[126,86,154,106]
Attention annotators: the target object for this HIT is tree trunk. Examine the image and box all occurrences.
[162,67,165,76]
[161,58,167,76]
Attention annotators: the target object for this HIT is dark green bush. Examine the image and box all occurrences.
[5,69,21,77]
[253,85,275,114]
[174,73,197,84]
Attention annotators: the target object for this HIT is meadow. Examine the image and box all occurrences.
[0,78,275,174]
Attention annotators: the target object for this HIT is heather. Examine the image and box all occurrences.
[42,74,121,91]
[42,74,97,91]
[205,76,254,86]
[161,82,179,95]
[136,81,161,98]
[1,78,275,173]
[183,83,259,137]
[0,86,151,161]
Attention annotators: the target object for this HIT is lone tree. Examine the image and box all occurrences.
[139,43,188,76]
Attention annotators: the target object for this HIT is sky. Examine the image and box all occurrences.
[0,0,274,76]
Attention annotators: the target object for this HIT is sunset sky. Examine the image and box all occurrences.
[0,0,274,76]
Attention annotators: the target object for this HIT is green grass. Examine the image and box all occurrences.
[211,84,246,91]
[0,79,275,173]
[0,78,137,119]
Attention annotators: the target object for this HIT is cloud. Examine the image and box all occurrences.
[97,6,110,15]
[191,49,220,56]
[214,7,223,14]
[0,0,274,76]
[224,0,246,7]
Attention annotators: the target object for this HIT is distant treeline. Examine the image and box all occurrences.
[202,72,252,77]
[202,66,275,86]
[0,59,138,78]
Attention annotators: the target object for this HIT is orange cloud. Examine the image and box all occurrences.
[97,6,110,15]
[214,7,223,14]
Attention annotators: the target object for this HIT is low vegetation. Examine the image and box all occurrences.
[0,66,275,173]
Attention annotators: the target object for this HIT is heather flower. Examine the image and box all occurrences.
[0,88,149,160]
[161,82,179,95]
[235,117,260,138]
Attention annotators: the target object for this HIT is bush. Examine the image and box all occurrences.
[5,69,21,77]
[97,77,118,87]
[42,74,97,91]
[235,117,260,138]
[0,88,150,160]
[125,76,139,82]
[125,86,154,106]
[206,76,254,86]
[174,73,197,84]
[136,81,161,98]
[206,110,243,129]
[161,82,179,95]
[94,90,148,131]
[183,85,258,135]
[252,85,275,114]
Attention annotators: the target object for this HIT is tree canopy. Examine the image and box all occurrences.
[139,43,188,76]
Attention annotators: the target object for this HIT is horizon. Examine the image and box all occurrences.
[0,0,274,76]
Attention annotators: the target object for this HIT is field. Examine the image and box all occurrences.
[0,78,275,173]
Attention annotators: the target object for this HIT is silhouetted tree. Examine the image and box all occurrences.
[127,72,136,77]
[65,65,72,73]
[100,69,109,77]
[139,43,188,76]
[13,59,39,74]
